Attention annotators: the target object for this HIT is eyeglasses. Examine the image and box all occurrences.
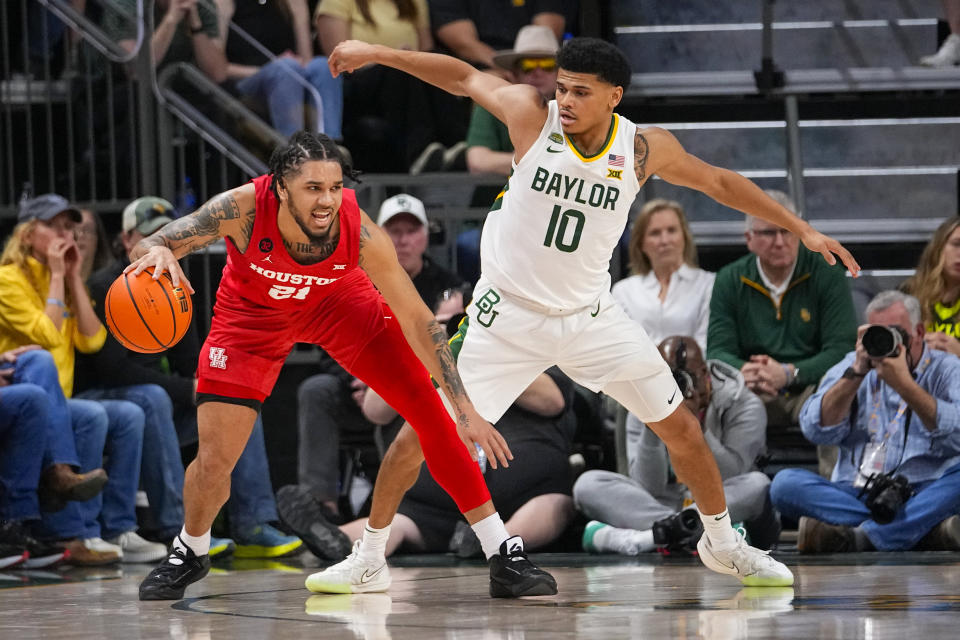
[750,228,793,240]
[517,58,557,72]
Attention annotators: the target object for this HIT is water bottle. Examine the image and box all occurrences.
[177,176,197,215]
[475,443,487,473]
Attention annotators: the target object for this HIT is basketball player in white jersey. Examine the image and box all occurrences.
[310,37,861,593]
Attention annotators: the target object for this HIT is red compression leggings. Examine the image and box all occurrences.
[347,317,491,514]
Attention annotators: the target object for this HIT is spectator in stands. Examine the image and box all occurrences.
[904,217,960,357]
[287,193,466,539]
[771,291,960,552]
[78,197,302,559]
[214,0,342,138]
[76,209,115,283]
[0,194,146,564]
[315,0,467,172]
[612,199,714,351]
[429,0,567,71]
[1,345,72,569]
[104,0,227,83]
[707,190,856,469]
[298,367,577,558]
[575,336,779,555]
[920,0,960,67]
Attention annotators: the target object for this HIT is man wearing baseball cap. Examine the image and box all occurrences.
[121,197,176,240]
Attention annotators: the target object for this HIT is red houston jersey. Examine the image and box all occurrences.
[217,173,369,311]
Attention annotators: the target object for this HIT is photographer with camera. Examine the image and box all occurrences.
[574,336,781,555]
[770,290,960,552]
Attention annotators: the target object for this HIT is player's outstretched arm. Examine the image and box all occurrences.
[126,184,257,292]
[356,210,513,469]
[328,40,546,153]
[643,127,861,276]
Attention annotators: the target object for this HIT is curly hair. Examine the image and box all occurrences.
[557,37,632,89]
[903,217,960,323]
[267,131,359,195]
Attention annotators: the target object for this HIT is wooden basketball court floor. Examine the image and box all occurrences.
[3,551,960,639]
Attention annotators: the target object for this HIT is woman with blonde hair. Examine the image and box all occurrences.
[0,194,147,564]
[612,199,715,350]
[904,216,960,357]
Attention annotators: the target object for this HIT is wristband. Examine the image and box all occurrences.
[46,297,65,307]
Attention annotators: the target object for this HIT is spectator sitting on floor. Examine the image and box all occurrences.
[77,196,302,559]
[285,193,467,549]
[904,216,960,358]
[707,190,856,475]
[612,199,715,351]
[770,290,960,553]
[0,193,148,564]
[574,336,780,555]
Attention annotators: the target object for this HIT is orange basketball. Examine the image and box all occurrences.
[104,267,193,354]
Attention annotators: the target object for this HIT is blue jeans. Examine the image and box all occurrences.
[10,349,81,469]
[177,413,278,534]
[235,57,343,139]
[36,399,109,540]
[771,465,960,550]
[77,385,184,538]
[0,383,47,521]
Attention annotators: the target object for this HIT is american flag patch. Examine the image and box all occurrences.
[608,154,624,167]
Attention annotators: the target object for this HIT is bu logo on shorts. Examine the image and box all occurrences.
[475,288,501,327]
[209,347,228,370]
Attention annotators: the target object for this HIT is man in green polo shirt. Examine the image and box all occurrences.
[707,190,857,472]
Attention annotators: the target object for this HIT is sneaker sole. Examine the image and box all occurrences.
[0,553,28,569]
[305,576,390,594]
[234,539,303,559]
[490,576,558,598]
[139,564,211,601]
[23,552,68,569]
[276,486,352,561]
[581,521,606,553]
[209,540,236,560]
[741,574,795,587]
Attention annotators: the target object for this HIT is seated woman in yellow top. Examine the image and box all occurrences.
[905,217,960,357]
[0,194,145,563]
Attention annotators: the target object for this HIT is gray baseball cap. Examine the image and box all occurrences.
[17,194,82,224]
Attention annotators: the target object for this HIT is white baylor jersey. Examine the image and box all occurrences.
[480,100,641,310]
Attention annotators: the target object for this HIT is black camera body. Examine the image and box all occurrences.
[859,472,914,524]
[862,324,910,358]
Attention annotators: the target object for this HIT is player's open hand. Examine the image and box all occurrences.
[328,40,379,78]
[455,407,513,470]
[798,226,860,277]
[125,245,195,294]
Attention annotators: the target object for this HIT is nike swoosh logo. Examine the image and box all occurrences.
[714,514,726,520]
[546,146,564,153]
[360,566,384,583]
[590,299,601,317]
[667,389,677,405]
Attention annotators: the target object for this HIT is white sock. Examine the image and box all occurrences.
[700,509,739,550]
[177,527,211,556]
[471,512,509,560]
[357,521,390,563]
[594,525,656,555]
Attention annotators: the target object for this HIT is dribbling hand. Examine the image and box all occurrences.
[455,407,513,470]
[125,246,195,294]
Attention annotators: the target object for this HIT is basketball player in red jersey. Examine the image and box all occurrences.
[131,132,557,600]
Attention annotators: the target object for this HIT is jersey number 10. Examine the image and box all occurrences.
[543,205,585,253]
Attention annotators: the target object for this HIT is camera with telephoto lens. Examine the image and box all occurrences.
[858,472,913,524]
[861,324,910,358]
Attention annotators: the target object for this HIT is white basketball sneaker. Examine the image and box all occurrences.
[697,531,794,587]
[305,541,391,594]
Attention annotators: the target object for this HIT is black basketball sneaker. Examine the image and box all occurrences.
[488,536,558,598]
[139,537,211,601]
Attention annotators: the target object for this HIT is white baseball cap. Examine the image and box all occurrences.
[377,194,427,227]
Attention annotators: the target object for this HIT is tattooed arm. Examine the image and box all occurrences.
[125,184,257,291]
[640,126,860,275]
[356,209,512,468]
